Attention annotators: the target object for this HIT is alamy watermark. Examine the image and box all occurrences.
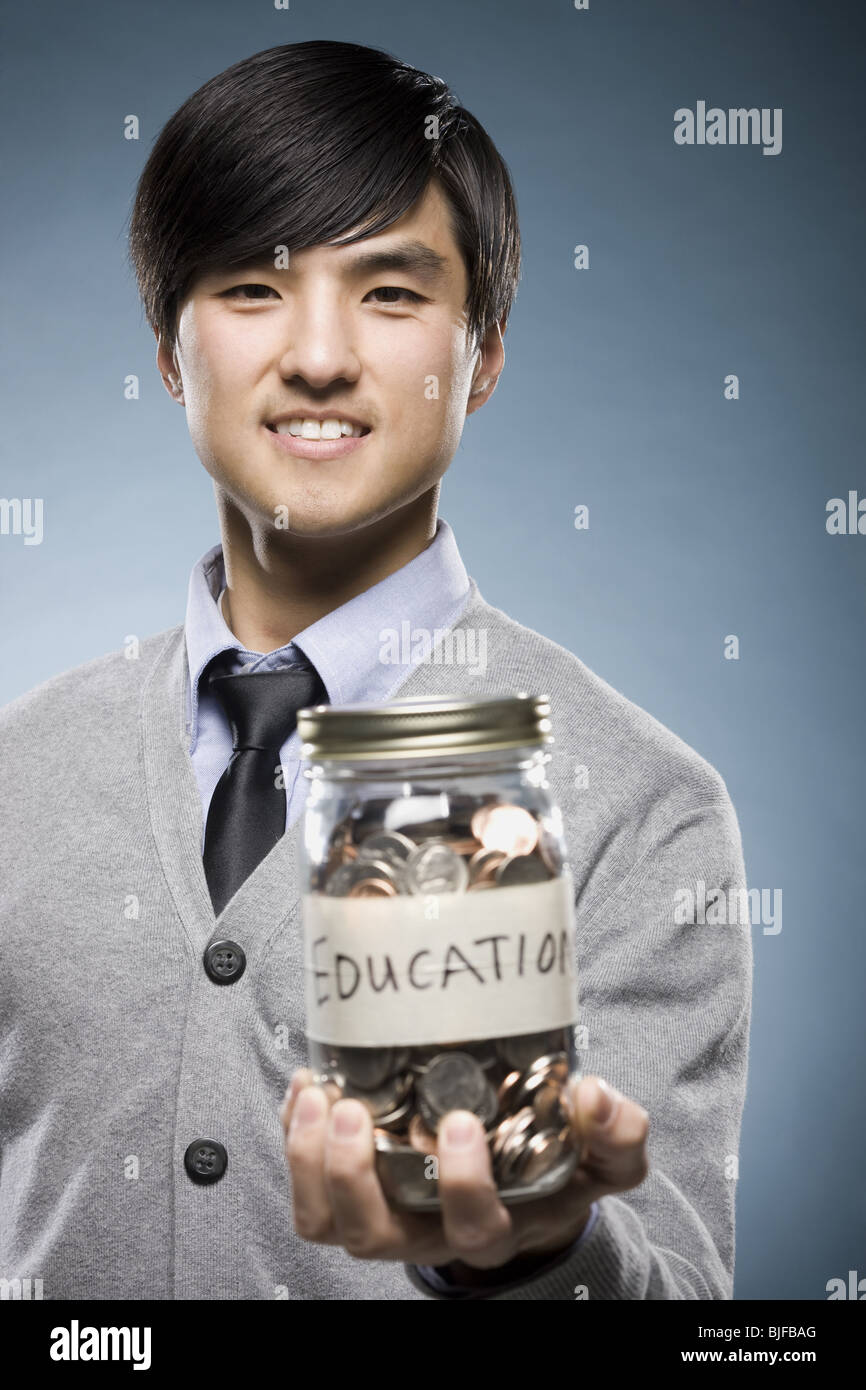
[0,497,43,545]
[379,621,487,677]
[675,102,782,156]
[674,880,782,935]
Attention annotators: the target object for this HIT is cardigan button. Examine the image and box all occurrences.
[203,939,247,984]
[184,1139,228,1185]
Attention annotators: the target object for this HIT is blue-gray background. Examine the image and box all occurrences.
[1,0,863,1300]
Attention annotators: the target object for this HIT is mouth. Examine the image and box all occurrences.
[263,417,373,461]
[265,417,371,440]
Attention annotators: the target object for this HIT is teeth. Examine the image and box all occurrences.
[273,418,365,439]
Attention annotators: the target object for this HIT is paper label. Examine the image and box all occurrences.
[303,870,578,1047]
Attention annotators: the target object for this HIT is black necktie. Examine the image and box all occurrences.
[202,664,326,916]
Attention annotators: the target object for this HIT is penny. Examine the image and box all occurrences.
[497,1069,524,1112]
[373,1128,412,1151]
[515,1054,570,1109]
[408,1113,439,1155]
[494,1109,538,1183]
[532,1080,566,1129]
[472,803,539,856]
[467,847,508,882]
[516,1129,570,1183]
[346,876,398,897]
[490,1105,535,1161]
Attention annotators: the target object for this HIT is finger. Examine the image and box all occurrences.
[280,1068,315,1132]
[568,1077,650,1192]
[323,1100,419,1260]
[436,1111,515,1269]
[285,1082,340,1243]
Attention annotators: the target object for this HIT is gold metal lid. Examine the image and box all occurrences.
[296,692,553,761]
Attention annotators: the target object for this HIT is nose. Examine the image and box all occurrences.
[275,288,361,390]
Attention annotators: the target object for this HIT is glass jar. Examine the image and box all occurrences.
[296,693,581,1211]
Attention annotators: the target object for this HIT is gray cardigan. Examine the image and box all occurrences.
[0,578,751,1299]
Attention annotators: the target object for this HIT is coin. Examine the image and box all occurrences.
[404,840,469,895]
[497,1031,559,1072]
[471,804,539,856]
[537,827,564,876]
[497,1069,524,1112]
[325,858,400,896]
[494,853,553,887]
[374,1094,414,1133]
[490,1105,535,1160]
[338,1046,396,1091]
[356,831,417,875]
[373,1128,412,1151]
[532,1080,566,1129]
[343,1071,412,1119]
[514,1054,570,1109]
[515,1129,570,1183]
[494,1108,537,1183]
[416,1051,491,1129]
[467,847,508,882]
[346,876,398,897]
[408,1113,439,1155]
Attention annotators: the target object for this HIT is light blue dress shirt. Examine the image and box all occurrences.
[182,513,597,1295]
[184,516,473,849]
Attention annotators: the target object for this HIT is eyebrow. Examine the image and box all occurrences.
[224,239,451,286]
[337,240,451,285]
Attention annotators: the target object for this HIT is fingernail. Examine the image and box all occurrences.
[593,1079,620,1127]
[293,1088,321,1128]
[332,1104,363,1138]
[442,1113,476,1147]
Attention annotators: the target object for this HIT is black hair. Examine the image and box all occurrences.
[127,40,521,353]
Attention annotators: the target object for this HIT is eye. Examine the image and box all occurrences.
[221,284,279,300]
[365,286,424,305]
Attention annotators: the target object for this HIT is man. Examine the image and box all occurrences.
[0,40,751,1300]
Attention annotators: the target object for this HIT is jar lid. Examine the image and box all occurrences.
[296,692,553,760]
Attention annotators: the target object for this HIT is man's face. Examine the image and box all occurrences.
[160,180,503,537]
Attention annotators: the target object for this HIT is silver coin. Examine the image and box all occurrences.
[343,1070,411,1119]
[375,1146,435,1208]
[496,1031,560,1072]
[337,1046,396,1091]
[537,827,564,876]
[405,840,469,895]
[324,858,400,896]
[416,1051,489,1126]
[357,830,417,863]
[373,1093,414,1133]
[494,853,554,887]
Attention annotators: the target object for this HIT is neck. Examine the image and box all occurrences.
[215,487,440,653]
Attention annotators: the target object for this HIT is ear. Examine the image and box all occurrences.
[466,318,506,418]
[155,332,185,405]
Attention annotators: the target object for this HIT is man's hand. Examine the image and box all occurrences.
[280,1069,649,1274]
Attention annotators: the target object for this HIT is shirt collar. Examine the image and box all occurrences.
[184,517,471,745]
